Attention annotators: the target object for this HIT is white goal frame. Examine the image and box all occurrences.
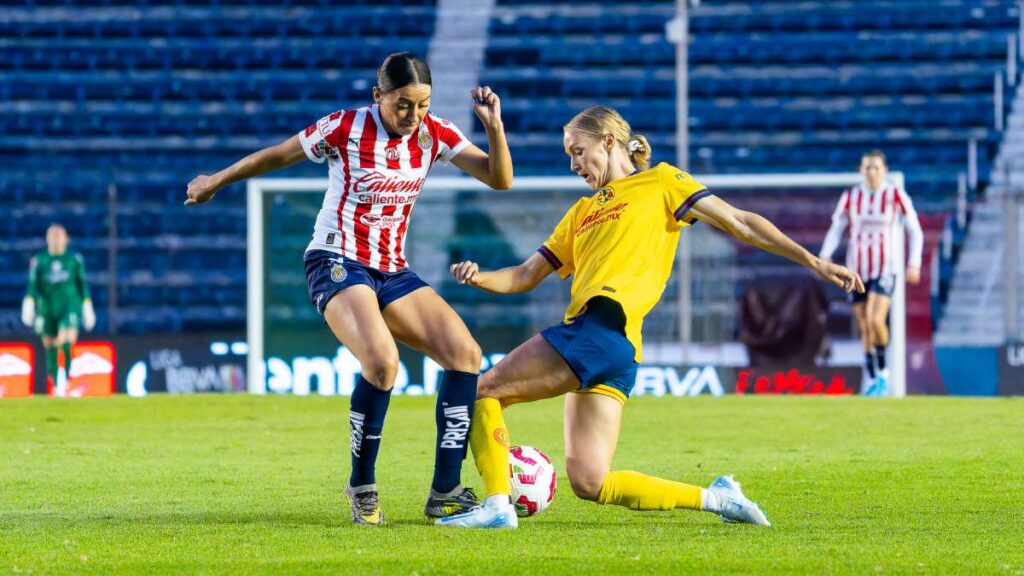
[247,172,907,397]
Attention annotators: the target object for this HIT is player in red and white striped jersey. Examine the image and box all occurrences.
[297,99,471,271]
[185,52,513,525]
[820,150,923,396]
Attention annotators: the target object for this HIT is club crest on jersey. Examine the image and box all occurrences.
[596,186,615,206]
[330,261,347,283]
[385,146,400,162]
[315,139,340,160]
[418,132,433,151]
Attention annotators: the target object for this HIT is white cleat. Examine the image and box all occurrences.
[708,475,771,527]
[434,501,519,529]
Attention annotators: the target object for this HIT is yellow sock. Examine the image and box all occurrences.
[597,470,703,511]
[469,398,511,498]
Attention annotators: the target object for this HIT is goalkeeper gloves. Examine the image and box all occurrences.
[82,299,96,332]
[21,297,34,327]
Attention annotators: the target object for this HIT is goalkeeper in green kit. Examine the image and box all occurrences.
[21,224,96,390]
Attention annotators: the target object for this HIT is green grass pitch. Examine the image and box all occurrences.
[2,395,1022,575]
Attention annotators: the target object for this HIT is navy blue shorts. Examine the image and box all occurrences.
[851,273,895,304]
[304,249,429,315]
[540,297,638,402]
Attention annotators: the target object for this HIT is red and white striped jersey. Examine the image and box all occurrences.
[819,182,924,281]
[298,104,470,271]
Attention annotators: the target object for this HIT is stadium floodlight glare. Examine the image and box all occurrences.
[248,172,907,397]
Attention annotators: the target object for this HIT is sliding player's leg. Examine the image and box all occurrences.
[565,391,769,526]
[322,285,400,526]
[436,333,579,529]
[382,285,485,518]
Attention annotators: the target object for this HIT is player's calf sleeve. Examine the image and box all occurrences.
[597,470,702,511]
[45,347,58,385]
[60,342,72,374]
[432,370,477,493]
[348,376,392,488]
[469,398,511,498]
[874,345,887,371]
[864,351,877,379]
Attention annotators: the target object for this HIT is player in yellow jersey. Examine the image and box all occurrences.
[436,106,864,529]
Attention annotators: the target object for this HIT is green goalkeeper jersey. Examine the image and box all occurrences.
[26,250,91,312]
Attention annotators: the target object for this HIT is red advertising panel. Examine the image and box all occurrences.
[0,343,35,398]
[47,341,116,397]
[735,366,861,395]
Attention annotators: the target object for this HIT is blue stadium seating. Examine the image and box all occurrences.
[0,1,437,333]
[481,0,1012,207]
[0,0,1016,333]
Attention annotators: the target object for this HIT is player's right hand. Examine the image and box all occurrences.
[20,296,34,327]
[185,175,218,206]
[82,299,96,332]
[814,260,865,294]
[450,261,481,286]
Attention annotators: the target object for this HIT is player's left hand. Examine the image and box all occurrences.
[82,299,96,332]
[815,260,865,294]
[21,296,35,327]
[185,174,219,206]
[450,260,482,287]
[470,86,502,130]
[906,266,921,285]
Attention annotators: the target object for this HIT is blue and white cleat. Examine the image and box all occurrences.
[434,501,518,529]
[872,371,890,397]
[864,372,889,397]
[708,475,771,527]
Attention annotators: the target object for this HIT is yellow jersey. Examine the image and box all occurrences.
[538,162,711,361]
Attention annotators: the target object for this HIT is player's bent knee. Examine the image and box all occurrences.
[360,353,400,391]
[447,339,482,373]
[862,321,874,340]
[872,320,887,339]
[566,462,606,502]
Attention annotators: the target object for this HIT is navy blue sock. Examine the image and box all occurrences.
[432,370,478,493]
[865,352,877,379]
[874,346,887,371]
[349,376,392,488]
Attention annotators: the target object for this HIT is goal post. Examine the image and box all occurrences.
[247,172,907,397]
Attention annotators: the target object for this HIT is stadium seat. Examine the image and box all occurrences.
[0,0,1015,332]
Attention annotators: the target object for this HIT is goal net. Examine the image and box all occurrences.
[247,173,907,397]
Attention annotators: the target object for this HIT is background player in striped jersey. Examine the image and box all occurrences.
[185,52,513,525]
[438,106,863,529]
[820,150,923,396]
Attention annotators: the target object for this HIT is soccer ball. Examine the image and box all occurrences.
[509,445,556,517]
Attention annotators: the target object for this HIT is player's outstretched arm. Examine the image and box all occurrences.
[450,252,552,294]
[450,86,513,190]
[185,135,307,206]
[690,195,865,294]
